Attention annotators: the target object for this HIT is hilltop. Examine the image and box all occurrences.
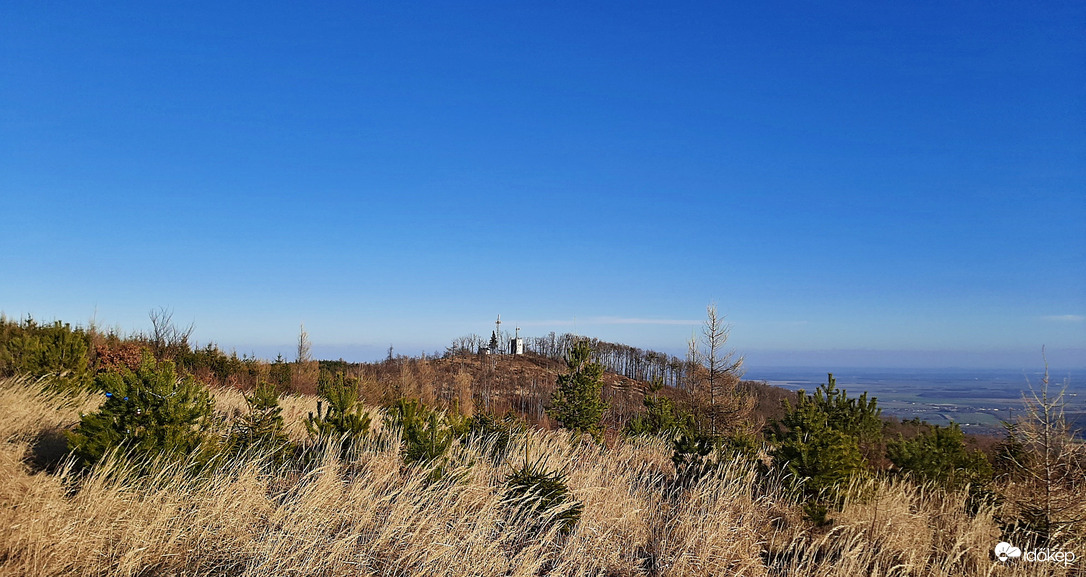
[2,313,1084,576]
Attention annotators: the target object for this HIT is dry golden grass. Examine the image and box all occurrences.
[0,376,1080,576]
[210,386,322,443]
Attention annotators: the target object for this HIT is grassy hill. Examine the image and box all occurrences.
[1,315,1083,574]
[2,375,1066,576]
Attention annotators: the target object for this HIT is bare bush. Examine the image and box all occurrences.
[999,354,1086,545]
[148,307,194,362]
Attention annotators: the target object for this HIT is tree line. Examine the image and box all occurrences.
[447,330,695,390]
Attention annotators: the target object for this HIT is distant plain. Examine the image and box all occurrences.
[746,368,1086,436]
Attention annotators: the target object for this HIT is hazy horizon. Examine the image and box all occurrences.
[2,309,1084,371]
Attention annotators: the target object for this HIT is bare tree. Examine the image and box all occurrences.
[296,323,312,363]
[291,323,318,394]
[685,331,700,395]
[148,307,194,361]
[696,304,747,437]
[1001,351,1086,543]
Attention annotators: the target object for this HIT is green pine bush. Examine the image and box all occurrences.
[469,411,526,459]
[268,354,293,391]
[68,353,217,468]
[402,410,454,465]
[669,430,762,490]
[383,397,435,433]
[230,380,292,463]
[670,432,719,489]
[547,341,608,442]
[0,316,92,393]
[306,372,371,455]
[888,420,993,491]
[624,378,695,439]
[384,398,461,483]
[767,373,879,519]
[502,449,583,535]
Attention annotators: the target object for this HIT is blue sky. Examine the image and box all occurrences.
[2,1,1083,369]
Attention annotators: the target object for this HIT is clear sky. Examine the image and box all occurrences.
[2,1,1084,369]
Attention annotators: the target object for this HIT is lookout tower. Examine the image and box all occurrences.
[510,326,524,355]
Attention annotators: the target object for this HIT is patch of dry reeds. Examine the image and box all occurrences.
[0,377,1079,576]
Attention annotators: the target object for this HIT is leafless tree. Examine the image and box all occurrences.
[684,331,700,395]
[696,304,747,437]
[291,323,318,394]
[148,307,194,361]
[1002,351,1086,543]
[296,323,312,363]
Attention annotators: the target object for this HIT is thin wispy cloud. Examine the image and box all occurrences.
[1042,315,1085,323]
[592,317,703,326]
[519,317,702,327]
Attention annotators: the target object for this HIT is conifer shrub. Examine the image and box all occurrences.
[670,432,719,489]
[887,420,993,492]
[669,430,763,491]
[623,377,696,439]
[306,372,371,455]
[230,380,292,463]
[0,316,92,393]
[767,373,880,522]
[469,411,526,459]
[502,450,583,536]
[445,404,473,439]
[176,343,266,388]
[383,397,436,440]
[68,353,217,468]
[547,341,608,442]
[268,354,293,391]
[402,410,454,465]
[384,398,462,482]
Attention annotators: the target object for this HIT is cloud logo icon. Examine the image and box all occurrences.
[995,542,1022,562]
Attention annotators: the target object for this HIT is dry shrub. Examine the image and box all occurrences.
[93,341,144,373]
[453,369,474,417]
[290,360,319,396]
[2,376,1079,576]
[644,456,778,576]
[767,477,1010,577]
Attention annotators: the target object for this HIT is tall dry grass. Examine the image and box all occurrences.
[0,376,1079,576]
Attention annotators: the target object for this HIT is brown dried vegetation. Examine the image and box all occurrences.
[2,376,1079,576]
